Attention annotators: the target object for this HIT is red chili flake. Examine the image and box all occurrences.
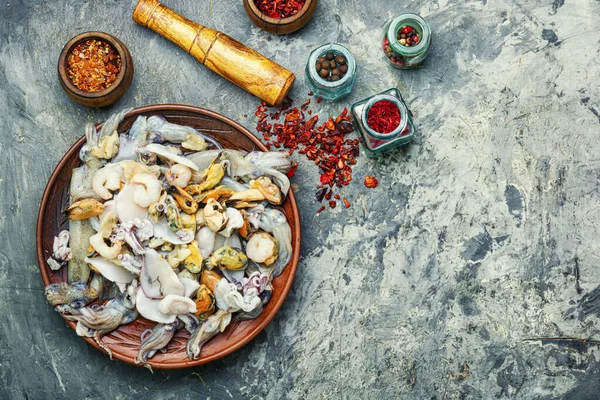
[367,100,401,134]
[364,176,379,188]
[343,198,351,208]
[325,190,332,200]
[329,200,337,208]
[308,91,314,96]
[334,194,341,200]
[316,97,323,103]
[316,205,326,214]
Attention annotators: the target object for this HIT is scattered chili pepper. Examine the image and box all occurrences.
[334,194,341,200]
[67,39,121,92]
[255,0,306,19]
[367,100,401,134]
[343,198,351,209]
[316,97,323,103]
[364,176,379,188]
[254,94,360,211]
[329,200,337,208]
[316,205,326,214]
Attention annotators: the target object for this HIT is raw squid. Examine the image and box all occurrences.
[135,320,180,368]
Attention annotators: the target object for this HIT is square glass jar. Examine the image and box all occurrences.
[305,43,357,101]
[351,88,415,158]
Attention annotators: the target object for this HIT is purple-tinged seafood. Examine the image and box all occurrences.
[259,209,292,277]
[186,310,232,360]
[113,218,153,255]
[45,281,97,308]
[179,277,200,298]
[178,313,200,334]
[135,320,180,368]
[65,199,105,221]
[214,278,261,313]
[209,246,247,271]
[118,254,144,275]
[242,272,270,296]
[245,231,279,267]
[57,288,138,358]
[47,258,63,271]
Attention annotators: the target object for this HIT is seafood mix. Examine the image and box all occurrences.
[44,109,294,369]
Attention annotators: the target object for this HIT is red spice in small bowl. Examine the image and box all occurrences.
[67,39,121,92]
[366,100,401,134]
[255,0,306,18]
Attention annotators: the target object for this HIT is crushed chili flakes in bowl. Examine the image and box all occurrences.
[255,94,360,212]
[255,0,306,19]
[67,39,121,92]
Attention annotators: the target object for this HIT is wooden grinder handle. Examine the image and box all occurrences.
[133,0,295,106]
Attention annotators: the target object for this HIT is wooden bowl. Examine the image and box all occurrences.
[58,32,134,108]
[36,104,301,369]
[243,0,317,34]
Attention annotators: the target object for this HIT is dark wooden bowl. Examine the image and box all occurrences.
[243,0,317,34]
[58,32,134,108]
[36,104,301,369]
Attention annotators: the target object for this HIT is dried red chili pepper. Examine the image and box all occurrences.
[329,200,337,208]
[364,176,379,188]
[316,205,326,214]
[67,39,121,92]
[343,198,351,208]
[367,100,401,134]
[254,93,359,211]
[254,0,306,19]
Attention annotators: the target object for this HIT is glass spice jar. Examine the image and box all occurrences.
[305,43,357,101]
[351,88,415,158]
[382,14,431,69]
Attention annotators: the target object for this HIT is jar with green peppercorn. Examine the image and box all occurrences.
[305,43,356,101]
[382,14,431,69]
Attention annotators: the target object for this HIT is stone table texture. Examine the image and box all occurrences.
[1,0,600,398]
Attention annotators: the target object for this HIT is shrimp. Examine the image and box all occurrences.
[92,164,124,200]
[165,164,192,188]
[130,173,162,207]
[89,232,122,260]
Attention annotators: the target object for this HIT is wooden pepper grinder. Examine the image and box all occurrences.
[133,0,295,106]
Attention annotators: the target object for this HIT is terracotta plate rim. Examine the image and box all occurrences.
[36,104,301,369]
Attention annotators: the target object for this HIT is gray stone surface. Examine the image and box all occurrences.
[1,0,600,398]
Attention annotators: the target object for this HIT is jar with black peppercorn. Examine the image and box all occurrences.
[305,43,356,101]
[382,14,431,69]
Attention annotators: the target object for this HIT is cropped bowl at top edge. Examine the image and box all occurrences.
[243,0,318,34]
[57,31,134,108]
[36,104,301,369]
